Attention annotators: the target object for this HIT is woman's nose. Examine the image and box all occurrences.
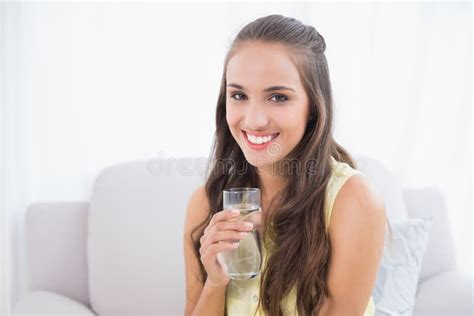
[244,103,269,129]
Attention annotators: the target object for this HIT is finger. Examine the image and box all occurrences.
[204,209,239,235]
[200,234,206,247]
[201,241,240,263]
[202,219,253,253]
[201,230,249,250]
[245,211,262,228]
[209,209,240,226]
[214,220,254,233]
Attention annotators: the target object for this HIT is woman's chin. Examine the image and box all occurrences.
[245,154,279,170]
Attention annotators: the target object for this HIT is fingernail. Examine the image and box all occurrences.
[244,222,254,229]
[231,209,240,214]
[232,242,240,248]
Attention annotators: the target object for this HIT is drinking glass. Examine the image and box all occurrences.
[219,187,262,280]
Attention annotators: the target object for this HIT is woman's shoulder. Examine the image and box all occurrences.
[329,156,363,178]
[326,156,365,204]
[325,156,385,229]
[325,156,371,230]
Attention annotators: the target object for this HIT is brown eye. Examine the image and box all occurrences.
[270,94,289,103]
[230,93,247,101]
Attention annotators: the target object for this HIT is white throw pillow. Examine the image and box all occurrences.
[372,216,434,315]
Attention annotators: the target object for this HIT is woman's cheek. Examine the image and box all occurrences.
[226,105,243,126]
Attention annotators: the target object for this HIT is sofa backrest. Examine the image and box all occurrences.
[402,187,457,282]
[88,156,205,315]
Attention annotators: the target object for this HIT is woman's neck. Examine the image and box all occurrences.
[257,163,284,209]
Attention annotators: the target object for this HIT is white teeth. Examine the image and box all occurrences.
[246,133,275,145]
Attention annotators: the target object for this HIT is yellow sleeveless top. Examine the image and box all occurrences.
[225,156,376,315]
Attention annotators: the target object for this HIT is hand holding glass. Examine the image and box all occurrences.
[219,188,262,280]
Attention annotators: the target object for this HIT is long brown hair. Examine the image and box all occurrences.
[190,14,388,316]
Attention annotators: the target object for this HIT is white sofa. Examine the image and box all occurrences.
[12,155,473,315]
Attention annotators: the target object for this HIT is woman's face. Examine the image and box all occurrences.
[226,41,310,169]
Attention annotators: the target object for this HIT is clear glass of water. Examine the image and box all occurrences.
[220,187,262,280]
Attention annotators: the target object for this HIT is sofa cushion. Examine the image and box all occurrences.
[12,290,96,315]
[371,216,433,315]
[88,156,204,315]
[413,270,473,315]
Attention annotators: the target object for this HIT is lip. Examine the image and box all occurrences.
[241,130,279,150]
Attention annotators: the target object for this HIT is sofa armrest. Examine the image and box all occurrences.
[25,202,91,308]
[12,290,96,315]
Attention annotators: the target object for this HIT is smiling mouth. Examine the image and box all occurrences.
[241,130,280,148]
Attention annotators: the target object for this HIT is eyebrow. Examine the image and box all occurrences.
[226,83,296,93]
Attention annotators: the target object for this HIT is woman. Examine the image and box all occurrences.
[183,14,389,316]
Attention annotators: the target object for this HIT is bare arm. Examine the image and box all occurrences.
[319,174,386,316]
[189,280,227,316]
[183,185,229,316]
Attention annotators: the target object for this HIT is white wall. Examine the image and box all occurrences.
[1,1,471,312]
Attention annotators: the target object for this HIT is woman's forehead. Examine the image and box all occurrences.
[226,43,302,92]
